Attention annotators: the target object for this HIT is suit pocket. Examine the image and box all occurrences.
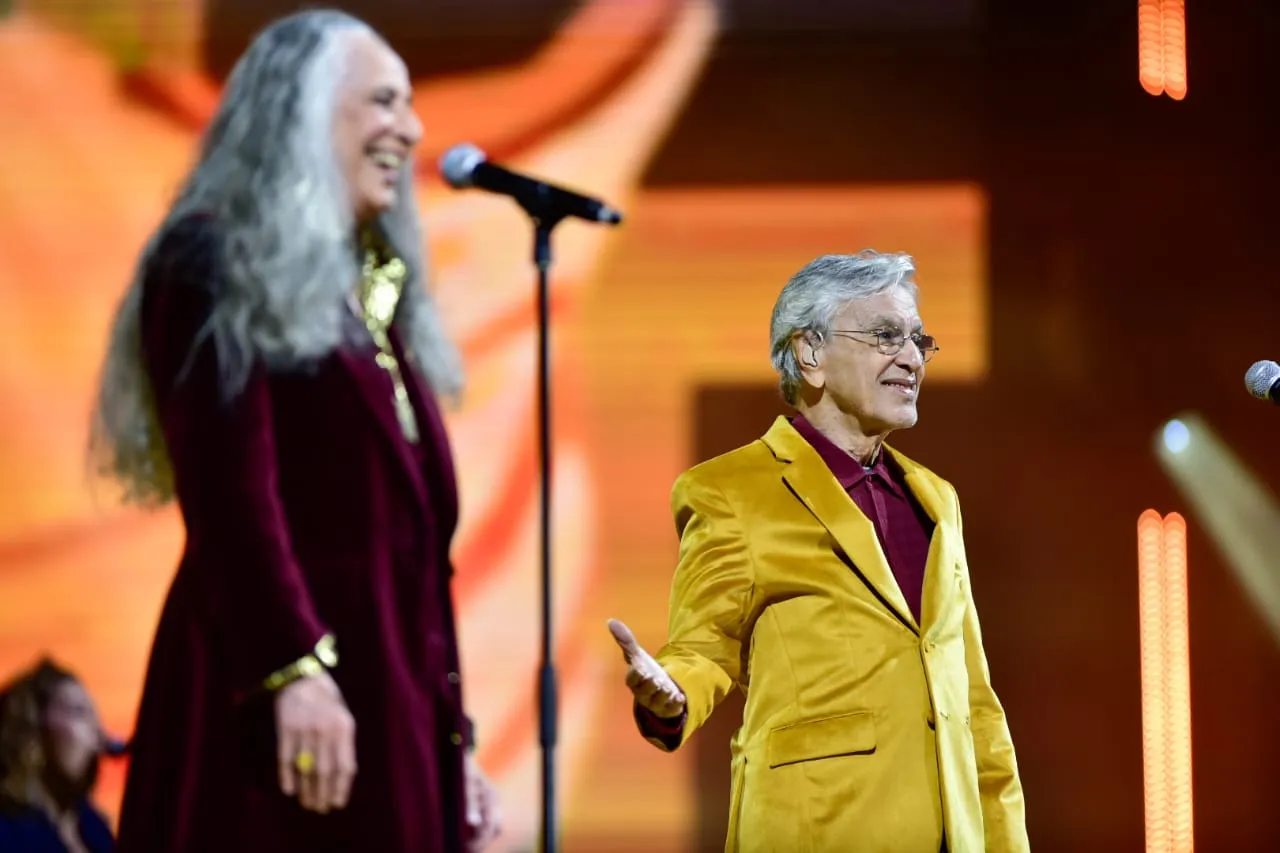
[766,711,876,768]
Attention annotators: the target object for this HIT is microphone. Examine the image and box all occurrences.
[439,143,623,226]
[1245,360,1280,404]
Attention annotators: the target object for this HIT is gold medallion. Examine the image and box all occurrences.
[357,234,419,444]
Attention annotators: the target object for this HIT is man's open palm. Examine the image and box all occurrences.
[607,618,686,718]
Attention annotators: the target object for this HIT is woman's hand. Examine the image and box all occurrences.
[275,671,357,813]
[464,752,502,852]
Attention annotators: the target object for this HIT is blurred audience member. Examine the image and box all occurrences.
[0,658,115,852]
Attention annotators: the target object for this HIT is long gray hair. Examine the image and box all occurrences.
[90,9,463,507]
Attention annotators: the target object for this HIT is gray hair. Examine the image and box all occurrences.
[769,251,918,405]
[90,9,463,506]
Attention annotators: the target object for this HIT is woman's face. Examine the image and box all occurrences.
[43,680,102,784]
[333,29,422,222]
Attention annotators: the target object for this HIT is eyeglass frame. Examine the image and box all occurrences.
[822,328,940,363]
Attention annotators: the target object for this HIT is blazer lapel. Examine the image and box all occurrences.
[333,344,429,516]
[895,450,961,638]
[764,417,919,633]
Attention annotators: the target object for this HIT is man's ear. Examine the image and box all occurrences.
[794,331,825,390]
[795,331,822,368]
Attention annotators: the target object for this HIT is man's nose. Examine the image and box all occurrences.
[897,340,924,369]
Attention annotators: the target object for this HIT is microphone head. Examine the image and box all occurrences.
[1244,359,1280,401]
[439,143,486,189]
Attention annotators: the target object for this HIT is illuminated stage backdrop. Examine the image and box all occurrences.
[0,2,985,849]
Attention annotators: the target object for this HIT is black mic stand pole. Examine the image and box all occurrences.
[532,213,560,853]
[510,182,620,853]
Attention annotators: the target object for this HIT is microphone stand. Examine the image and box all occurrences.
[531,214,560,853]
[504,182,621,853]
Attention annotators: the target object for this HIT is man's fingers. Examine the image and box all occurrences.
[624,650,660,682]
[626,661,675,692]
[647,693,682,717]
[636,675,686,717]
[655,692,685,717]
[607,619,643,662]
[625,659,683,709]
[611,619,686,717]
[633,678,659,704]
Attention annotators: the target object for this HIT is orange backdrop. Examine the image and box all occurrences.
[0,2,985,849]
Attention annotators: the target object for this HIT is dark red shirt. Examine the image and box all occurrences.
[790,415,934,624]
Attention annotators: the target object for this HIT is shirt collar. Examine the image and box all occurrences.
[789,414,905,497]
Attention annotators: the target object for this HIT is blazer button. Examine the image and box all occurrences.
[450,732,463,746]
[447,671,460,684]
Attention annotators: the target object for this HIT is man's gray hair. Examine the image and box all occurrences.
[769,251,918,405]
[90,8,463,506]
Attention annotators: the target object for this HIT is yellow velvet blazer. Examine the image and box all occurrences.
[647,417,1029,853]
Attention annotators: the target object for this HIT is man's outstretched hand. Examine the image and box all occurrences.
[607,618,686,718]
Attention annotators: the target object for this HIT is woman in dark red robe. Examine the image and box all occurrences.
[89,10,499,852]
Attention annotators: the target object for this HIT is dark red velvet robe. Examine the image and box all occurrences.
[115,214,470,853]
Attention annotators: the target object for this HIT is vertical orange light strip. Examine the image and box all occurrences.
[1138,0,1166,96]
[1161,513,1194,851]
[1161,0,1188,100]
[1138,510,1195,853]
[1138,510,1170,852]
[1138,0,1188,99]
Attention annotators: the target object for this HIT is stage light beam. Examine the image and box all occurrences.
[1153,412,1280,645]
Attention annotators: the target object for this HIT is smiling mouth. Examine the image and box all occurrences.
[368,150,405,180]
[881,379,917,397]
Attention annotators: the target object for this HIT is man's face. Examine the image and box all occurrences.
[332,30,422,223]
[802,287,928,435]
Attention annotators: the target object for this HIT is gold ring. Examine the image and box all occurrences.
[294,750,316,775]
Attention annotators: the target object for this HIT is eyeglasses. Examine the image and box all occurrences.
[828,329,939,363]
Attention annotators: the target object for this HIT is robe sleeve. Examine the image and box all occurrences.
[141,214,330,698]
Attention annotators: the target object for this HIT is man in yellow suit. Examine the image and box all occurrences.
[608,252,1029,852]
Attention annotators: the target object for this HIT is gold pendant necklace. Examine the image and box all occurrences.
[356,235,420,444]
